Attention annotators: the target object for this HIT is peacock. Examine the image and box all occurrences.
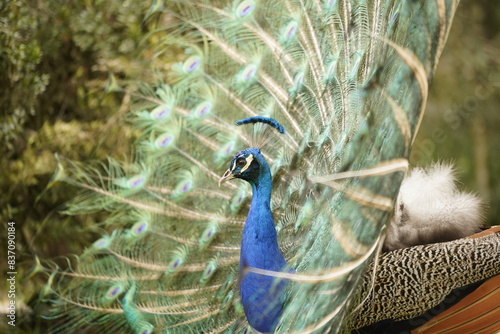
[34,0,500,333]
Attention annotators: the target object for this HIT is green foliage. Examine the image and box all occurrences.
[0,1,161,332]
[0,0,48,150]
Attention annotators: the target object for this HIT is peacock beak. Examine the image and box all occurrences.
[219,169,235,186]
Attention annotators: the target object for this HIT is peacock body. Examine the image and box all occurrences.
[36,0,500,333]
[220,140,292,332]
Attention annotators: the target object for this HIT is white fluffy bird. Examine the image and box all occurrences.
[385,163,484,251]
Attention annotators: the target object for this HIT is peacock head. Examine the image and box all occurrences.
[219,147,267,186]
[219,116,285,187]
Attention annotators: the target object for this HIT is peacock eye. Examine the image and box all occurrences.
[236,158,247,168]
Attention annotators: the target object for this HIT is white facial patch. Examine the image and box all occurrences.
[239,154,254,174]
[230,154,254,174]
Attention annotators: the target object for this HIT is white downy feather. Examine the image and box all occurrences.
[384,163,484,251]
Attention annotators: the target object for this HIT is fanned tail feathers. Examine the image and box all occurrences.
[37,1,469,333]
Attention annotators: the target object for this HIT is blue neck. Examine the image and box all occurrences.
[241,172,286,270]
[239,162,289,332]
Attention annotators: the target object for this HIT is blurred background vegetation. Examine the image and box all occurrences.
[411,1,500,225]
[0,0,499,332]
